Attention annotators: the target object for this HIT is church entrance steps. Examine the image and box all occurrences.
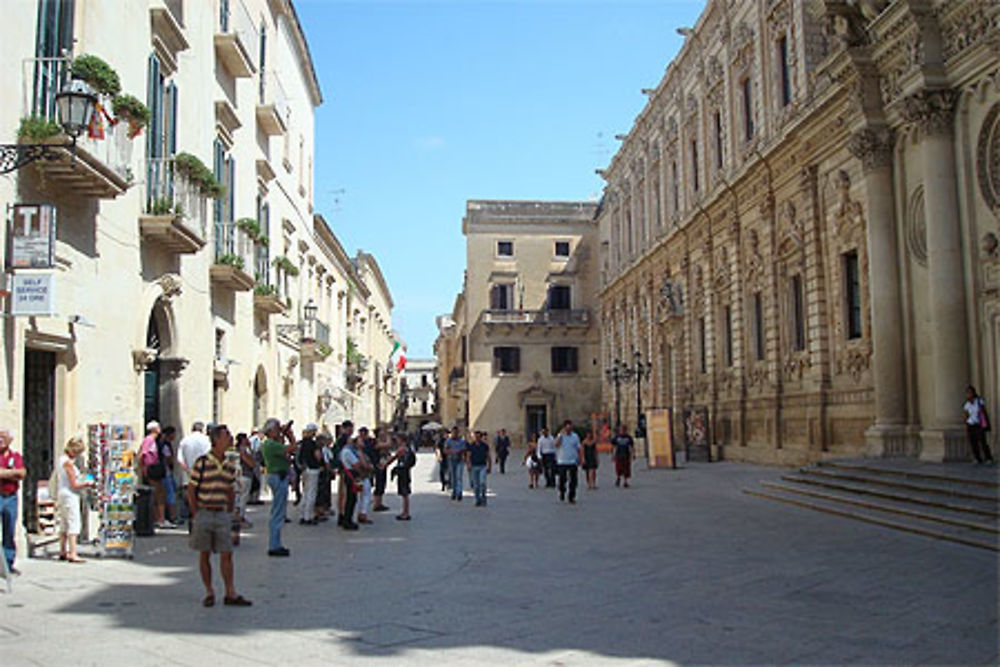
[743,459,999,552]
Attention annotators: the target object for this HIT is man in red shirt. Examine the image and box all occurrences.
[0,428,26,575]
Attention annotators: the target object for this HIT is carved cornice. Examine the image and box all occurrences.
[847,126,895,172]
[900,89,959,136]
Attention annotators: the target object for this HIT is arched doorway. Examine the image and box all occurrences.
[253,366,267,429]
[143,311,162,426]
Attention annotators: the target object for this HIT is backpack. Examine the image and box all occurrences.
[404,446,417,469]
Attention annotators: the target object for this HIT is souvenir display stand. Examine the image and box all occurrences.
[88,424,137,559]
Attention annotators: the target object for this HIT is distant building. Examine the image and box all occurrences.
[437,200,601,444]
[402,358,438,433]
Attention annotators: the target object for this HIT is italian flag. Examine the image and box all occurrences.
[391,341,406,371]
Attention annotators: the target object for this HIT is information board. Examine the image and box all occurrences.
[646,408,675,468]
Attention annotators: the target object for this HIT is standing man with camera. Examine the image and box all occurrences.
[261,418,296,557]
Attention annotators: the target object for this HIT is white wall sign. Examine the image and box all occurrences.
[9,204,56,269]
[11,273,55,316]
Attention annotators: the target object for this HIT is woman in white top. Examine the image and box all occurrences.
[57,437,94,563]
[963,386,995,465]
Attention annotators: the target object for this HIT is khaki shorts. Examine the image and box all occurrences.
[189,510,232,553]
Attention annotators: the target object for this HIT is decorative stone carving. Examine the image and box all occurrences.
[906,186,928,266]
[940,1,997,62]
[776,201,805,258]
[157,273,183,303]
[745,230,765,287]
[658,272,685,318]
[782,353,810,382]
[833,170,864,242]
[713,245,730,288]
[900,89,959,136]
[159,356,190,379]
[983,232,1000,262]
[847,126,894,172]
[977,102,1000,214]
[132,347,158,372]
[837,346,872,383]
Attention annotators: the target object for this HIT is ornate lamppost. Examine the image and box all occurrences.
[622,348,652,438]
[1,78,96,174]
[604,358,625,429]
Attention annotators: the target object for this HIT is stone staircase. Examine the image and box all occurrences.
[744,459,1000,552]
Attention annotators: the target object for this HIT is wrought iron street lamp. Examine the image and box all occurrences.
[604,358,625,429]
[1,78,97,175]
[277,298,318,342]
[623,348,652,438]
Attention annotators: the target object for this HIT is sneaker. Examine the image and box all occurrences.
[268,548,291,557]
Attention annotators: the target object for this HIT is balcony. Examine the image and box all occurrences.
[20,57,132,199]
[256,70,289,136]
[210,221,255,291]
[482,308,590,327]
[150,0,189,75]
[214,0,258,78]
[139,157,207,254]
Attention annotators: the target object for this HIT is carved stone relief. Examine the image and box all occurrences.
[977,102,1000,214]
[906,186,928,266]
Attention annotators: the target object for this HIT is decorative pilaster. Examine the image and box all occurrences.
[901,89,970,460]
[848,126,912,457]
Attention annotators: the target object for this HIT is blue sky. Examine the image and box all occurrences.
[296,0,704,358]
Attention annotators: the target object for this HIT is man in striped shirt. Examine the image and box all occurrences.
[187,424,251,607]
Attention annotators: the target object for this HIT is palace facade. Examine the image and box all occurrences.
[597,0,999,464]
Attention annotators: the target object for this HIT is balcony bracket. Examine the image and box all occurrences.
[0,143,66,175]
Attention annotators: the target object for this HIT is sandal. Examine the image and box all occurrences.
[202,594,215,607]
[66,557,86,564]
[223,595,252,607]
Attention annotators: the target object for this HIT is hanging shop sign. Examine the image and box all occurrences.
[11,272,55,316]
[8,204,56,270]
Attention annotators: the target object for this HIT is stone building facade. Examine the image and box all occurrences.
[401,357,439,433]
[0,0,399,542]
[437,200,601,444]
[597,0,999,464]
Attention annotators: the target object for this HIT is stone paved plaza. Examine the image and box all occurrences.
[2,454,997,666]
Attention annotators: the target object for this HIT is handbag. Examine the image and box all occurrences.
[980,399,991,432]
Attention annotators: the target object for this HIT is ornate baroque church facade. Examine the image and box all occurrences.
[597,0,999,464]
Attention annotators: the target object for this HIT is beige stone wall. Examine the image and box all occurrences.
[597,0,1000,464]
[461,201,601,445]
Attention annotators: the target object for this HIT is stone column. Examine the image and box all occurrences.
[902,89,970,461]
[848,127,910,457]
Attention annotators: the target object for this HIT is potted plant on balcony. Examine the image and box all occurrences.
[70,55,121,97]
[111,94,150,139]
[272,255,300,277]
[216,253,244,270]
[174,152,225,198]
[17,116,64,142]
[236,217,263,242]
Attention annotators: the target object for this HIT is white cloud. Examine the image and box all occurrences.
[413,136,446,151]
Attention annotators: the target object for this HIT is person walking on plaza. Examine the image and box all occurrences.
[523,432,541,489]
[537,427,557,488]
[338,433,368,530]
[159,426,180,526]
[963,386,996,465]
[335,421,354,521]
[140,421,170,528]
[554,421,581,504]
[177,422,211,520]
[444,427,468,501]
[435,432,450,491]
[0,429,25,576]
[494,429,511,474]
[384,433,416,520]
[612,424,635,488]
[372,427,393,513]
[296,423,323,525]
[315,432,334,522]
[468,431,492,506]
[357,427,376,524]
[582,430,599,490]
[187,424,251,608]
[235,433,255,527]
[261,418,296,557]
[248,428,264,505]
[56,437,95,563]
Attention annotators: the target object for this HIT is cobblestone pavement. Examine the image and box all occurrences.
[2,454,997,666]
